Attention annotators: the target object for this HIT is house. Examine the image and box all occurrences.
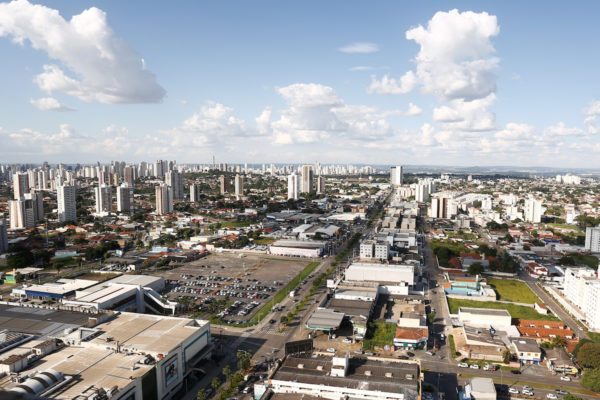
[511,338,542,364]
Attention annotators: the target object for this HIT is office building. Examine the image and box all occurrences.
[219,175,230,195]
[234,174,244,199]
[155,183,173,215]
[287,172,300,200]
[301,165,314,193]
[524,197,543,223]
[94,184,112,214]
[585,226,600,252]
[0,219,8,254]
[117,183,135,214]
[12,172,29,199]
[390,166,403,186]
[23,192,44,222]
[190,183,200,202]
[316,175,324,194]
[165,170,184,201]
[57,185,77,223]
[8,199,34,230]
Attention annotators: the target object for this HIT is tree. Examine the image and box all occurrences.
[581,367,600,393]
[237,349,253,371]
[211,377,221,392]
[427,312,436,325]
[576,342,600,369]
[502,349,512,364]
[468,262,484,276]
[551,335,566,348]
[222,365,232,382]
[196,389,208,400]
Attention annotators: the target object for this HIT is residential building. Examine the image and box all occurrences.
[511,337,542,364]
[165,170,184,201]
[0,219,8,253]
[301,165,314,193]
[390,166,403,186]
[57,185,77,223]
[234,174,244,199]
[287,172,300,200]
[94,184,112,214]
[585,226,600,252]
[117,183,135,214]
[189,183,200,202]
[23,192,43,222]
[155,183,173,215]
[219,174,229,195]
[12,172,29,199]
[524,197,544,223]
[123,165,135,186]
[316,175,324,194]
[415,183,429,202]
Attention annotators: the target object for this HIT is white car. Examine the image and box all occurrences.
[342,338,352,343]
[508,388,519,394]
[546,394,558,399]
[523,390,534,396]
[560,376,571,381]
[326,348,335,353]
[458,363,469,368]
[469,364,480,369]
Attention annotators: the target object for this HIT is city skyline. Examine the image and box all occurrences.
[1,1,600,167]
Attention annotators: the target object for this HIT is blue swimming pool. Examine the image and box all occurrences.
[445,286,481,295]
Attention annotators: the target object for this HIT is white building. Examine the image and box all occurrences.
[165,170,184,201]
[117,183,135,214]
[458,307,512,329]
[9,199,34,230]
[13,172,29,199]
[390,166,403,186]
[57,185,77,223]
[564,267,600,330]
[345,263,415,286]
[287,172,300,200]
[94,184,112,214]
[301,165,314,193]
[585,226,600,252]
[155,183,174,215]
[234,174,244,200]
[189,183,200,202]
[415,183,429,202]
[524,197,544,223]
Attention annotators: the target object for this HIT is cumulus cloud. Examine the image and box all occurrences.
[256,106,272,135]
[543,122,584,137]
[30,97,74,111]
[0,0,165,103]
[368,72,418,95]
[338,42,380,54]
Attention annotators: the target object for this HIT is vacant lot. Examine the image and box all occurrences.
[447,298,559,321]
[487,278,541,304]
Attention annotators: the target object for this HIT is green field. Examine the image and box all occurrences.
[363,320,397,350]
[447,298,559,321]
[487,278,541,304]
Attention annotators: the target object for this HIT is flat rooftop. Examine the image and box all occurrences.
[0,304,91,337]
[306,309,345,330]
[273,355,419,398]
[327,299,372,317]
[23,278,98,296]
[459,307,511,317]
[106,274,163,287]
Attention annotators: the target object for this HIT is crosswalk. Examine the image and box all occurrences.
[260,324,286,336]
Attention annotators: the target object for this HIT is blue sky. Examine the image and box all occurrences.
[1,0,600,167]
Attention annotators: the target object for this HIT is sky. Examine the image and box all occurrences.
[1,0,600,167]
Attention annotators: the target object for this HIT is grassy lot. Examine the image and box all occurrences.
[447,298,559,321]
[588,331,600,344]
[253,237,277,245]
[448,334,459,358]
[363,321,397,350]
[548,223,580,231]
[487,278,541,304]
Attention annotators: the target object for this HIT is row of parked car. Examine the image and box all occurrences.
[216,300,261,318]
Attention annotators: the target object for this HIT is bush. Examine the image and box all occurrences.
[581,368,600,393]
[576,342,600,369]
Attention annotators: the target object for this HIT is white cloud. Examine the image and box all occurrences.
[368,71,418,95]
[256,106,272,135]
[494,122,535,141]
[30,97,74,111]
[584,100,600,116]
[338,42,380,54]
[543,122,584,137]
[0,0,165,103]
[404,103,423,117]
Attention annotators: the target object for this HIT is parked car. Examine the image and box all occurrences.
[458,363,469,368]
[546,394,558,399]
[523,386,533,391]
[560,376,571,381]
[354,350,363,355]
[523,390,534,396]
[342,338,352,343]
[326,348,335,353]
[469,364,480,370]
[508,388,520,394]
[510,370,521,374]
[555,389,569,395]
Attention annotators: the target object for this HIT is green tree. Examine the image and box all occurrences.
[576,342,600,369]
[502,349,512,364]
[551,335,566,348]
[222,365,232,382]
[468,262,484,276]
[581,368,600,393]
[196,389,207,400]
[211,377,221,392]
[427,312,436,325]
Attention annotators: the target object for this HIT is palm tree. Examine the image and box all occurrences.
[211,377,221,392]
[222,365,232,382]
[196,389,207,400]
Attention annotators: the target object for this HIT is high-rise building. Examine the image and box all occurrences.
[9,199,34,229]
[13,172,29,199]
[316,176,324,194]
[155,183,173,215]
[234,174,244,200]
[585,226,600,253]
[415,184,429,203]
[165,170,184,201]
[390,166,403,186]
[57,185,77,223]
[429,197,456,219]
[219,175,230,195]
[287,172,300,200]
[524,197,544,223]
[190,184,201,203]
[117,183,135,214]
[23,192,43,222]
[0,219,8,254]
[123,166,135,186]
[95,184,113,214]
[301,165,314,193]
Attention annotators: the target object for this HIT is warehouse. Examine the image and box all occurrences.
[269,240,326,258]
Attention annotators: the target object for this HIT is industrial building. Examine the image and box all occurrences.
[268,240,326,258]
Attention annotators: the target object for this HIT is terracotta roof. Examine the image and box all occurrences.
[395,327,428,340]
[461,253,482,260]
[517,326,575,339]
[516,319,567,329]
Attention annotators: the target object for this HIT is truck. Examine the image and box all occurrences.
[289,290,296,298]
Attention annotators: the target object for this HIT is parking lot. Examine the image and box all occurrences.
[154,254,309,324]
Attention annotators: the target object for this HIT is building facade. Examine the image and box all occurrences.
[57,185,77,223]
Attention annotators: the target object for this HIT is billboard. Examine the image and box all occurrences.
[164,357,179,388]
[285,339,313,355]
